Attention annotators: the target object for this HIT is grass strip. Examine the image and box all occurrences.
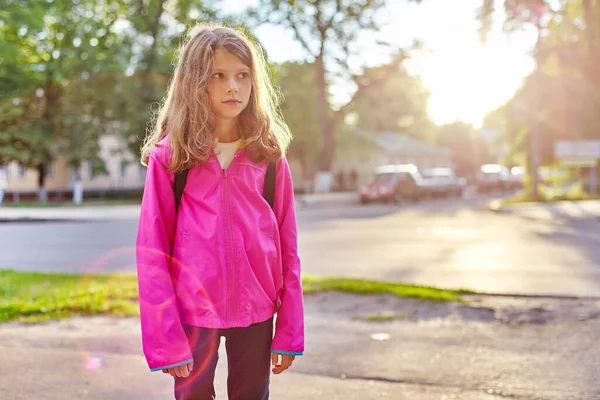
[0,270,467,323]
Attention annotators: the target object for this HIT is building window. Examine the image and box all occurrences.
[18,164,26,179]
[120,160,127,178]
[87,160,94,179]
[45,162,55,178]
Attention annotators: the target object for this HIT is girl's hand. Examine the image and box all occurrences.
[162,361,194,378]
[271,353,295,375]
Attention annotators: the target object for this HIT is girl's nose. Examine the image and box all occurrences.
[227,79,239,93]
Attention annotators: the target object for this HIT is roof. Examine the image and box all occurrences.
[346,130,451,158]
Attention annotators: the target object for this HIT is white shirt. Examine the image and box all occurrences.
[215,139,242,170]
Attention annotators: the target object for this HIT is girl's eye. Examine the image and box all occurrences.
[212,73,224,79]
[238,72,249,79]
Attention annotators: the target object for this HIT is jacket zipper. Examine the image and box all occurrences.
[220,150,241,325]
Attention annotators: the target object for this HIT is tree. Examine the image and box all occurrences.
[59,73,117,203]
[1,0,125,202]
[479,0,600,168]
[115,0,222,159]
[248,0,422,172]
[345,51,435,142]
[435,122,491,177]
[2,1,223,202]
[0,1,54,177]
[272,62,322,183]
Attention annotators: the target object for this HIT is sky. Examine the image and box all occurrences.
[220,0,538,129]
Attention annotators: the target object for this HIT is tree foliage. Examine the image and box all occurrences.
[480,0,600,165]
[1,0,125,195]
[346,51,435,141]
[435,122,493,177]
[272,61,321,179]
[248,0,422,172]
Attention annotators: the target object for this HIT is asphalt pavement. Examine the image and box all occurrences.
[2,197,600,399]
[1,292,598,400]
[2,197,600,296]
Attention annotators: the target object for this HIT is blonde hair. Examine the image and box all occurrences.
[141,24,292,172]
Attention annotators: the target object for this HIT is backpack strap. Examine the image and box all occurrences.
[264,162,276,209]
[172,162,276,212]
[173,169,189,212]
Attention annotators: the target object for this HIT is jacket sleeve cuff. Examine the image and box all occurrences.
[149,358,194,372]
[271,349,303,356]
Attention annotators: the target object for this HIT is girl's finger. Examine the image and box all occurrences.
[273,364,287,374]
[271,353,279,367]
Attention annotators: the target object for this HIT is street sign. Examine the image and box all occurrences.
[554,140,600,160]
[554,140,600,194]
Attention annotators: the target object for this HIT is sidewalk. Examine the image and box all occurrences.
[0,192,358,222]
[0,204,142,222]
[296,191,358,209]
[1,292,599,400]
[489,199,600,221]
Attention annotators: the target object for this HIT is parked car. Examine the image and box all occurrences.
[507,166,525,190]
[420,167,466,198]
[359,164,426,204]
[476,164,512,193]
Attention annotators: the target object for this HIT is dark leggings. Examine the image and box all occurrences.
[174,318,273,400]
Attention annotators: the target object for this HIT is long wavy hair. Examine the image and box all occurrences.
[141,24,292,172]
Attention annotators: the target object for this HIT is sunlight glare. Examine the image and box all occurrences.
[407,35,535,129]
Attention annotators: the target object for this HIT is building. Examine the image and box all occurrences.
[1,134,146,201]
[1,130,453,200]
[331,130,452,189]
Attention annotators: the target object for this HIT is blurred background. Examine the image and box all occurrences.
[2,0,599,205]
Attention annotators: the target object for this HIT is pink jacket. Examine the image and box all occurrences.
[136,137,304,372]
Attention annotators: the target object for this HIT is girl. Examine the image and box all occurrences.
[136,24,304,400]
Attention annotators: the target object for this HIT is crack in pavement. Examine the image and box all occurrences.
[292,370,573,400]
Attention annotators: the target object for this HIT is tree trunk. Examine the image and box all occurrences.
[40,67,60,204]
[144,1,164,73]
[141,0,165,103]
[315,54,334,172]
[582,0,600,132]
[0,166,6,205]
[72,164,84,205]
[37,163,48,203]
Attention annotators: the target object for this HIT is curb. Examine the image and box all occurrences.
[0,218,91,224]
[463,291,600,301]
[486,200,600,222]
[296,193,359,209]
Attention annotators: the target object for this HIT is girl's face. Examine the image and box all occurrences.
[207,49,252,122]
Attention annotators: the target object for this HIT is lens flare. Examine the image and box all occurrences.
[72,245,222,388]
[85,355,104,371]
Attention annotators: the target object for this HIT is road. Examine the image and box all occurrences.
[2,198,600,296]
